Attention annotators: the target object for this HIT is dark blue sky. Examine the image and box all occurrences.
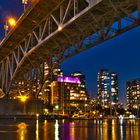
[1,1,140,103]
[61,26,140,103]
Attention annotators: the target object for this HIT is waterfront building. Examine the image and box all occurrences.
[97,69,118,108]
[9,62,51,102]
[51,73,88,113]
[9,63,88,114]
[71,71,88,99]
[126,79,140,110]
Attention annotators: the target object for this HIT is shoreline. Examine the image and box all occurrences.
[0,114,140,121]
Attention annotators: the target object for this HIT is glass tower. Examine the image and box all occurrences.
[97,69,118,107]
[126,79,140,110]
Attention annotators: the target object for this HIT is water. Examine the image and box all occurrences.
[0,119,140,140]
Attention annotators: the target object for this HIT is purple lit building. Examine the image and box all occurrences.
[51,73,87,113]
[58,76,81,84]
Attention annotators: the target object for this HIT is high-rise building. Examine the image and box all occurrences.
[52,68,63,81]
[71,71,87,98]
[126,79,140,110]
[97,69,118,107]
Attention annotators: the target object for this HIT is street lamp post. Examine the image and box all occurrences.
[4,17,16,36]
[4,22,8,36]
[22,0,28,11]
[20,96,28,115]
[23,101,26,114]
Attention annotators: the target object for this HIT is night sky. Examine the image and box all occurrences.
[1,1,140,104]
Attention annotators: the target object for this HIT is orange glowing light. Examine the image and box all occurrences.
[8,18,16,27]
[58,25,62,31]
[18,95,28,102]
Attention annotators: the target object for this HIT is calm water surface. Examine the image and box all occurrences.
[0,119,140,140]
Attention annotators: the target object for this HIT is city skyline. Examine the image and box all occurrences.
[1,1,140,104]
[61,26,140,103]
[0,2,140,140]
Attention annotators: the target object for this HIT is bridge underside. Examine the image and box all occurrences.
[0,0,139,94]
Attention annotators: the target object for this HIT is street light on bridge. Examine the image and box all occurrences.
[4,17,16,36]
[58,25,63,31]
[22,0,38,11]
[22,0,28,11]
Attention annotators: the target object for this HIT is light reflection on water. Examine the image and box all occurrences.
[43,120,47,140]
[55,120,59,140]
[0,119,140,140]
[120,119,124,140]
[36,120,39,140]
[70,121,75,140]
[17,123,27,140]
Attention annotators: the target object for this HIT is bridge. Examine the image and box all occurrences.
[0,0,140,94]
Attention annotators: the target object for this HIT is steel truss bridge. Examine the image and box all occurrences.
[0,0,140,95]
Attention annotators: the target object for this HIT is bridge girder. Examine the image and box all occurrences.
[0,0,139,94]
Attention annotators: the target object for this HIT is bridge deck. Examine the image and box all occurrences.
[16,0,137,77]
[0,0,137,79]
